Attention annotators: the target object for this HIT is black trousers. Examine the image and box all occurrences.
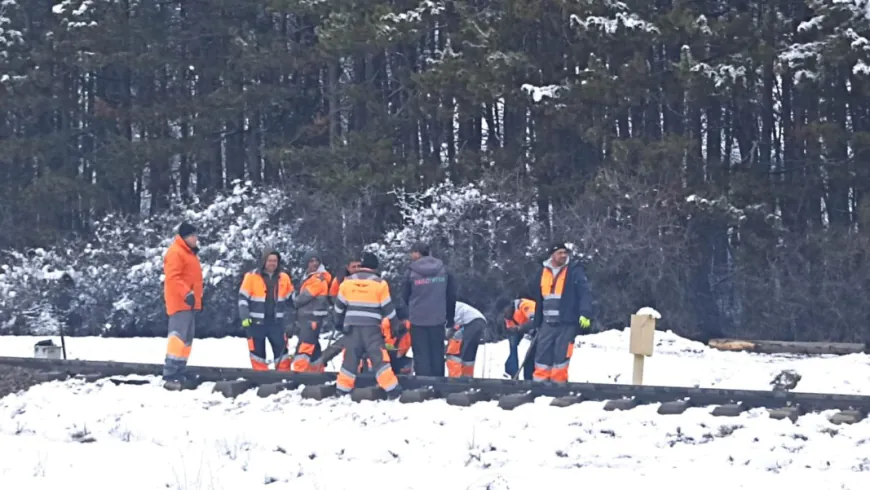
[411,325,445,377]
[247,322,290,370]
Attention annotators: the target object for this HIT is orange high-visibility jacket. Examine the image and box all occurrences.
[334,271,397,327]
[382,318,412,357]
[163,235,203,316]
[506,298,535,329]
[239,270,295,322]
[295,268,332,319]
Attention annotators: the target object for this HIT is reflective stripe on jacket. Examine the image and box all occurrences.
[294,266,332,319]
[532,259,593,328]
[239,270,294,322]
[334,270,397,327]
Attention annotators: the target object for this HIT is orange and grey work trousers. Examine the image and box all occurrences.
[532,323,576,383]
[163,310,196,379]
[292,318,323,372]
[445,318,485,378]
[336,325,400,394]
[247,322,291,371]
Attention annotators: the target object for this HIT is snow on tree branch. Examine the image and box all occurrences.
[521,84,562,102]
[366,180,531,280]
[570,12,659,35]
[52,0,100,29]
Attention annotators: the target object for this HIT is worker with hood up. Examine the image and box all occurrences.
[239,248,295,371]
[291,250,333,372]
[402,242,457,376]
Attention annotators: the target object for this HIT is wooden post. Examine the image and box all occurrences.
[629,314,657,385]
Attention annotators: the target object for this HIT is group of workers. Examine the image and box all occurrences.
[160,221,594,396]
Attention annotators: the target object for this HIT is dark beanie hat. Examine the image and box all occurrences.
[548,242,568,255]
[360,252,379,270]
[178,222,197,238]
[410,241,430,256]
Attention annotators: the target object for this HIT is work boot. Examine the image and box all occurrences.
[163,373,200,391]
[386,386,404,400]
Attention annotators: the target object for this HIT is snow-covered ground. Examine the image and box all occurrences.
[2,330,870,489]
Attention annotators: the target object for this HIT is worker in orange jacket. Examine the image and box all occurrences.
[531,243,593,383]
[291,251,333,372]
[162,222,203,388]
[358,306,413,375]
[239,248,295,371]
[327,257,360,333]
[328,257,361,300]
[333,252,402,398]
[312,307,412,375]
[503,298,536,380]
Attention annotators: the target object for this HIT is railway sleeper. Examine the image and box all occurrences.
[830,409,866,425]
[498,392,537,410]
[446,389,491,407]
[301,383,337,401]
[257,381,298,398]
[658,399,693,415]
[213,379,256,398]
[603,398,639,411]
[400,387,439,404]
[769,406,803,422]
[550,394,585,408]
[711,404,747,417]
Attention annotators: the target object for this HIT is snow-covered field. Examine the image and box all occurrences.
[2,330,870,489]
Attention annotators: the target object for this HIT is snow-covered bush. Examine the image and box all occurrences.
[0,180,310,337]
[367,180,535,324]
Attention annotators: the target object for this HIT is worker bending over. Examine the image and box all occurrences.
[531,243,593,384]
[333,253,403,398]
[445,301,486,378]
[291,251,332,372]
[239,248,295,371]
[503,298,536,380]
[381,306,413,375]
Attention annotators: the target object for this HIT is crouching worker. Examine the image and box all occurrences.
[291,251,332,372]
[333,253,402,398]
[503,298,536,380]
[239,248,295,371]
[381,306,413,375]
[445,301,486,378]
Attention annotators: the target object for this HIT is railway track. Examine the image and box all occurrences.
[1,356,868,425]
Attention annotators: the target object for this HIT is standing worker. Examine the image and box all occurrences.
[327,257,361,334]
[402,242,457,377]
[333,252,402,398]
[292,252,333,372]
[503,298,536,380]
[328,257,361,300]
[531,243,593,384]
[238,248,295,371]
[445,301,486,378]
[162,222,203,389]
